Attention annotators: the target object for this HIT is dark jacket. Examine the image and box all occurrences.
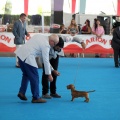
[12,20,28,45]
[111,27,120,49]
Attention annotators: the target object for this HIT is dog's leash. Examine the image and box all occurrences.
[73,62,80,85]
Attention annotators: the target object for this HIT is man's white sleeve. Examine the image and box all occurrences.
[41,46,51,75]
[72,37,84,44]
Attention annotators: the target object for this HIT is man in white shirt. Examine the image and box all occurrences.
[15,34,59,103]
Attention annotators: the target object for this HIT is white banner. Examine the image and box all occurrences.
[0,32,113,53]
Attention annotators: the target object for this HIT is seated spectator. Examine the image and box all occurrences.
[92,19,105,58]
[67,19,79,57]
[81,19,91,34]
[59,24,67,34]
[67,19,79,36]
[92,19,105,38]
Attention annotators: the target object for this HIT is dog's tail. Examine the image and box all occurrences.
[87,90,95,93]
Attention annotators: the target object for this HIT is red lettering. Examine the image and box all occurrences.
[91,37,95,42]
[96,38,107,45]
[86,39,91,45]
[96,37,107,45]
[85,37,107,45]
[5,36,11,43]
[101,39,107,45]
[86,37,95,45]
[0,35,11,43]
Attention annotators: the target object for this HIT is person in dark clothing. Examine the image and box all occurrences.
[113,21,120,29]
[42,37,64,98]
[111,26,120,67]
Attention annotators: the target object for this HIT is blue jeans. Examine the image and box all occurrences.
[18,57,40,99]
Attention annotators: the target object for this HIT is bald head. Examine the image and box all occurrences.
[49,34,59,47]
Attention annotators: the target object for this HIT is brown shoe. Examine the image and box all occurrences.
[17,93,27,101]
[31,98,47,103]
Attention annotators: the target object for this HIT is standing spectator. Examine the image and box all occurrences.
[111,26,120,68]
[113,17,120,30]
[12,13,30,68]
[15,34,59,103]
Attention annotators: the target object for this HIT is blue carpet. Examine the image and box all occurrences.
[0,57,120,120]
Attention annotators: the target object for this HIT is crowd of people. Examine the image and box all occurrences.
[59,17,120,67]
[59,18,105,37]
[59,18,105,57]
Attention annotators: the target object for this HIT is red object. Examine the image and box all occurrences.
[63,44,113,54]
[63,44,83,53]
[82,26,87,31]
[72,0,76,13]
[117,0,120,16]
[0,43,15,52]
[24,0,28,15]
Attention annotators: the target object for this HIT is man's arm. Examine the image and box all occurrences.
[24,22,30,37]
[41,46,53,82]
[12,21,19,39]
[72,37,86,49]
[42,47,51,75]
[81,42,86,49]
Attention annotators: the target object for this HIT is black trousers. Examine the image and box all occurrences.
[42,55,59,95]
[113,48,120,66]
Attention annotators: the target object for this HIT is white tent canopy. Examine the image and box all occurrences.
[85,0,117,15]
[0,0,118,15]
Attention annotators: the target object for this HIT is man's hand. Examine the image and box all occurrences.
[26,33,30,37]
[81,42,86,49]
[52,70,60,76]
[48,75,53,82]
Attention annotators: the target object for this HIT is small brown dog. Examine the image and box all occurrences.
[67,84,95,102]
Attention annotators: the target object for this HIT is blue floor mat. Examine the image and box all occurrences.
[0,57,120,120]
